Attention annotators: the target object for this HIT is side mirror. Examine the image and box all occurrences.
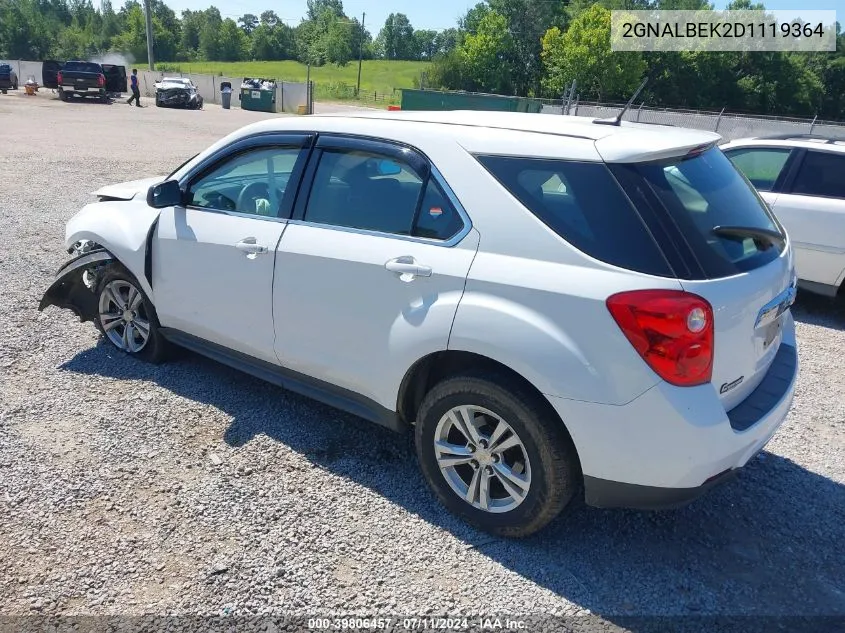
[375,159,402,176]
[147,179,184,208]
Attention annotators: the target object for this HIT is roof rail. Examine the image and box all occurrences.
[754,133,845,144]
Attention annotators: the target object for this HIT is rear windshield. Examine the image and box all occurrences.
[609,147,786,278]
[476,155,672,277]
[64,62,101,73]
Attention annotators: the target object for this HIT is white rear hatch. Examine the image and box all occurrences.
[604,144,795,410]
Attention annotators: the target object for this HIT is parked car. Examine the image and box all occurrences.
[721,134,845,299]
[39,111,799,537]
[45,60,127,101]
[154,77,203,109]
[56,60,108,102]
[0,63,18,93]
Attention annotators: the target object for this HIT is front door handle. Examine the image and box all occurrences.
[235,238,268,256]
[385,256,432,280]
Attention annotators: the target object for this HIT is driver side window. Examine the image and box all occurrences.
[188,146,302,218]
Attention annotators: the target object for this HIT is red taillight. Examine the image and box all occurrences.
[97,73,105,87]
[57,71,63,84]
[607,289,714,387]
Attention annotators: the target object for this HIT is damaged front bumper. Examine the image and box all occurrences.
[156,89,203,109]
[39,244,114,322]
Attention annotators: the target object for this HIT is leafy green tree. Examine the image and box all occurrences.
[434,28,459,56]
[306,0,343,21]
[238,13,258,35]
[459,3,489,35]
[460,10,515,94]
[198,7,222,60]
[377,13,416,60]
[488,0,566,95]
[415,29,438,60]
[260,10,278,27]
[217,17,246,61]
[110,3,147,61]
[541,5,645,101]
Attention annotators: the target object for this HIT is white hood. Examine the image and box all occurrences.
[93,176,164,201]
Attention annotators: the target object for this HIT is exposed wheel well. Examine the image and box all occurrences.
[398,351,564,429]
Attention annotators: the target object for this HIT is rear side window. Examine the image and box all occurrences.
[791,151,845,199]
[723,147,791,191]
[476,155,672,277]
[304,148,464,241]
[611,147,786,278]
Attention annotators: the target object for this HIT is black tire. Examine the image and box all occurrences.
[93,266,169,364]
[58,90,67,101]
[415,374,580,538]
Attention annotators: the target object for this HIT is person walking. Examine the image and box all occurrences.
[126,69,141,107]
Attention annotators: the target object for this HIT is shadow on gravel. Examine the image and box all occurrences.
[61,321,845,623]
[792,290,845,332]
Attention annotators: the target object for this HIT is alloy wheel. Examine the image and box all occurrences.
[434,405,532,513]
[98,280,151,353]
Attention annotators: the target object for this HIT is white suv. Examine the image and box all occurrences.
[721,134,845,298]
[40,111,799,537]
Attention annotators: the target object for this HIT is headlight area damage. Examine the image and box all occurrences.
[155,86,203,109]
[39,241,115,322]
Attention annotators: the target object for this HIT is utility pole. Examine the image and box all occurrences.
[143,0,155,70]
[356,12,365,97]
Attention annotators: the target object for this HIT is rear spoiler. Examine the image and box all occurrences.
[595,132,722,164]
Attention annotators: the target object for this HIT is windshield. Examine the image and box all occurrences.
[610,147,786,278]
[64,62,101,73]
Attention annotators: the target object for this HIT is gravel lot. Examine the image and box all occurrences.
[1,92,844,630]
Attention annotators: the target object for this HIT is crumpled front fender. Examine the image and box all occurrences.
[39,250,115,322]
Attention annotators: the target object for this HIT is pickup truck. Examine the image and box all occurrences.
[0,64,18,93]
[57,61,108,102]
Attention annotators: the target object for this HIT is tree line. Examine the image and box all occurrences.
[1,0,844,119]
[0,0,454,66]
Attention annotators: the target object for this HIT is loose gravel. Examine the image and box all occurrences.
[1,93,844,630]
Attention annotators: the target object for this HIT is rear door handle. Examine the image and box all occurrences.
[385,256,432,280]
[235,238,268,256]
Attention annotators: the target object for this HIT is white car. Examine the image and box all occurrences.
[40,111,799,537]
[721,134,845,298]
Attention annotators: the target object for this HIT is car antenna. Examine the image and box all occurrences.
[593,76,649,127]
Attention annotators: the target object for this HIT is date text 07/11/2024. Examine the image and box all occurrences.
[307,617,528,630]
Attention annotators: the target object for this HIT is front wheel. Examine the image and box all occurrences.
[415,375,580,538]
[94,267,169,363]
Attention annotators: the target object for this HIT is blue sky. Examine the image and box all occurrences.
[163,0,480,31]
[162,0,842,33]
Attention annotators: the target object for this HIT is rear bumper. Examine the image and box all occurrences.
[548,314,798,506]
[60,86,105,96]
[584,468,739,510]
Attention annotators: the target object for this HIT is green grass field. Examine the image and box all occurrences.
[156,60,429,98]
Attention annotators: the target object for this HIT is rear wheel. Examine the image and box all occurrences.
[415,374,580,538]
[94,267,169,364]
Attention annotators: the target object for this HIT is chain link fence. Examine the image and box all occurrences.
[542,101,845,141]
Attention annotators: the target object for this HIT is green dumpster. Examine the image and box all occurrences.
[239,78,278,113]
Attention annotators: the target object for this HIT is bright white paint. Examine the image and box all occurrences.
[62,111,799,492]
[721,137,845,294]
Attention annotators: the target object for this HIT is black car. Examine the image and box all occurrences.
[155,77,203,109]
[0,64,18,93]
[42,60,127,97]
